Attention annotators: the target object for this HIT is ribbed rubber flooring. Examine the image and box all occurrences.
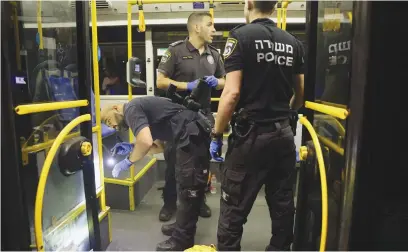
[106,181,275,251]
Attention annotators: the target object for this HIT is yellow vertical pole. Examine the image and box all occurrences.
[91,0,107,211]
[127,0,136,211]
[37,0,43,49]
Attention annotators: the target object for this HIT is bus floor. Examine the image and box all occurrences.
[106,180,282,251]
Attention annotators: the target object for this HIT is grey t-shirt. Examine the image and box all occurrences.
[123,96,198,142]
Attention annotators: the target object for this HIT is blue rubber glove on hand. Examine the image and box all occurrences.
[204,76,218,88]
[111,142,134,156]
[187,79,200,91]
[210,139,224,162]
[112,158,133,178]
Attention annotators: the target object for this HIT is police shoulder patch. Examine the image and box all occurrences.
[223,37,238,59]
[169,40,184,47]
[161,49,172,63]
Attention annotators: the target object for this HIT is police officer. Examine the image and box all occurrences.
[210,0,305,250]
[156,11,225,224]
[101,96,212,251]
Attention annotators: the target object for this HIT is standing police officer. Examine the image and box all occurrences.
[156,11,225,225]
[210,0,305,250]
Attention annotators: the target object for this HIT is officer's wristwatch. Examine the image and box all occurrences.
[210,129,223,141]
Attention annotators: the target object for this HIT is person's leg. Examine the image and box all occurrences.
[217,134,268,251]
[264,125,296,251]
[157,136,209,251]
[160,143,178,221]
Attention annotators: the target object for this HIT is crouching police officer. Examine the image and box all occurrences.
[210,0,305,250]
[156,11,225,224]
[101,96,212,251]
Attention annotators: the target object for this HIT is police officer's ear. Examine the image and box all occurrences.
[246,0,255,11]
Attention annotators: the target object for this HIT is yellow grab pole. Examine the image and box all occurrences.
[299,116,328,252]
[34,114,91,252]
[37,0,43,49]
[128,0,136,210]
[91,0,107,211]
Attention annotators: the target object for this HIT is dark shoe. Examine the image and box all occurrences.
[159,205,176,222]
[199,202,211,218]
[161,222,176,236]
[156,238,192,251]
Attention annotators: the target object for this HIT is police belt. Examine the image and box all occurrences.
[252,118,291,134]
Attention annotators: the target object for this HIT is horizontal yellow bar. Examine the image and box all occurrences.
[318,135,344,156]
[305,101,349,120]
[15,100,89,115]
[223,133,230,137]
[211,98,220,102]
[98,206,111,221]
[133,158,157,182]
[104,177,134,186]
[22,126,99,154]
[317,100,348,109]
[130,0,242,4]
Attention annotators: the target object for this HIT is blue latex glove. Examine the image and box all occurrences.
[187,79,199,91]
[112,158,133,178]
[111,142,134,156]
[204,75,218,88]
[210,139,224,162]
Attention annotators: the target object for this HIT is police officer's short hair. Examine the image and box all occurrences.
[187,12,213,32]
[253,0,277,14]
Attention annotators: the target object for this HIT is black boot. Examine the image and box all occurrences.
[159,204,177,222]
[161,222,176,236]
[199,200,211,218]
[156,238,192,251]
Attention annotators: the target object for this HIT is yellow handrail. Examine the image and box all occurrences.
[90,0,107,212]
[15,100,88,115]
[211,98,220,102]
[305,101,349,120]
[133,158,157,182]
[299,116,328,252]
[127,0,136,183]
[34,114,91,252]
[318,135,344,156]
[22,126,99,154]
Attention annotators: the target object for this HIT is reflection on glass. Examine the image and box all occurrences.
[99,44,147,95]
[17,1,93,249]
[312,1,353,250]
[315,2,353,107]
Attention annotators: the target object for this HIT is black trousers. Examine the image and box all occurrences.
[162,112,214,207]
[171,130,210,246]
[217,120,296,251]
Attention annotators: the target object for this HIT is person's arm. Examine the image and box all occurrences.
[290,40,305,110]
[147,140,165,155]
[156,46,189,91]
[214,54,226,90]
[214,70,242,134]
[214,32,244,134]
[128,126,153,163]
[291,74,304,110]
[157,72,188,91]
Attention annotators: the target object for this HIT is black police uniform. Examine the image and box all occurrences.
[123,96,211,250]
[217,18,305,251]
[157,38,225,216]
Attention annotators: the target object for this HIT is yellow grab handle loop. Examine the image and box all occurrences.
[138,4,146,32]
